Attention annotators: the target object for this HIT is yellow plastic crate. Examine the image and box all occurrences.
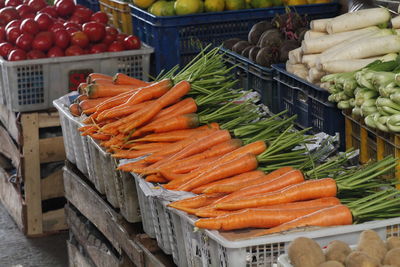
[99,0,132,34]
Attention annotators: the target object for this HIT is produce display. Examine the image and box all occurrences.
[133,0,331,16]
[66,46,400,240]
[0,0,141,61]
[222,11,308,67]
[285,231,400,267]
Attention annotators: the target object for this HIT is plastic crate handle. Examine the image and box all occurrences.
[273,76,306,94]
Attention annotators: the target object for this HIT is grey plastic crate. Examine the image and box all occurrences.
[4,44,153,112]
[134,174,156,238]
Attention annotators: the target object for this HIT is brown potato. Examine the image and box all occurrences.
[383,248,400,267]
[288,237,325,267]
[386,236,400,250]
[357,230,387,262]
[325,240,352,263]
[345,251,380,267]
[318,260,344,267]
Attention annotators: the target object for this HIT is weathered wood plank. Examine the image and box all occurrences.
[42,208,68,233]
[39,136,66,163]
[21,113,42,235]
[41,169,64,200]
[0,104,19,144]
[0,125,21,170]
[0,167,25,232]
[68,241,95,267]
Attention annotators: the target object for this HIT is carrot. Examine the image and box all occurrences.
[91,133,111,141]
[168,193,226,209]
[167,156,220,178]
[192,170,265,194]
[78,83,89,94]
[118,80,191,134]
[100,133,126,148]
[87,84,140,99]
[97,100,156,122]
[69,103,81,116]
[113,73,150,87]
[122,142,172,150]
[215,178,338,211]
[145,174,168,183]
[91,78,115,84]
[87,73,113,83]
[203,166,293,194]
[80,97,112,112]
[252,205,352,237]
[194,197,341,218]
[194,206,334,230]
[118,161,149,172]
[151,98,197,122]
[177,153,259,192]
[164,141,266,189]
[112,147,162,159]
[77,94,89,101]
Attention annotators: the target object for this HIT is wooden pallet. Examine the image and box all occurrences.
[64,161,175,267]
[0,105,67,236]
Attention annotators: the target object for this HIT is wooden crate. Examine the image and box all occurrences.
[0,104,67,236]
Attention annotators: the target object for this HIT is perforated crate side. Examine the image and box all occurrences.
[134,175,156,238]
[165,206,189,267]
[98,147,119,208]
[151,198,172,255]
[88,138,106,194]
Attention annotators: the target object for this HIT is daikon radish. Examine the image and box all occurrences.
[396,29,400,35]
[391,16,400,29]
[304,31,327,40]
[293,69,308,80]
[308,68,326,82]
[302,54,320,68]
[322,58,382,73]
[286,62,308,74]
[326,8,391,34]
[301,27,379,54]
[310,18,331,32]
[288,47,302,64]
[381,53,398,61]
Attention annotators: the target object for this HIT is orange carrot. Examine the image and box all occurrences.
[118,161,149,172]
[215,178,338,211]
[167,156,220,178]
[69,103,81,116]
[123,142,172,150]
[91,78,115,84]
[113,73,150,87]
[97,100,156,122]
[145,174,168,183]
[203,167,293,194]
[80,97,112,113]
[78,83,89,94]
[195,206,334,230]
[252,205,352,237]
[77,94,89,101]
[87,73,113,83]
[112,147,162,159]
[87,84,140,99]
[177,153,259,192]
[91,133,111,141]
[101,133,126,148]
[151,98,197,122]
[168,193,226,209]
[118,80,191,134]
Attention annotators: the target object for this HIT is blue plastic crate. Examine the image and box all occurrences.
[76,0,100,12]
[272,64,345,149]
[130,3,340,75]
[220,47,279,113]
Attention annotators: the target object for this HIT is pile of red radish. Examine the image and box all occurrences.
[0,0,141,61]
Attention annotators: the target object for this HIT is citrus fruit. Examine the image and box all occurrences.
[287,0,307,5]
[133,0,155,9]
[175,0,202,15]
[225,0,245,10]
[163,2,176,16]
[251,0,273,8]
[149,1,168,16]
[204,0,224,12]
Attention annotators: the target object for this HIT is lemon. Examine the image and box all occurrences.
[133,0,156,9]
[163,2,176,15]
[198,0,204,12]
[272,0,283,5]
[175,0,202,15]
[251,0,273,8]
[225,0,245,10]
[204,0,224,12]
[149,1,168,16]
[287,0,307,5]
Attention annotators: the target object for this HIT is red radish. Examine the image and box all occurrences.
[8,47,25,60]
[39,6,57,17]
[49,21,64,33]
[116,33,127,42]
[0,41,13,57]
[5,19,20,30]
[82,21,105,42]
[27,0,46,12]
[20,18,39,35]
[27,49,45,59]
[6,26,20,43]
[0,26,5,40]
[53,28,69,48]
[5,0,22,7]
[70,30,88,48]
[15,32,32,50]
[89,43,106,53]
[65,44,84,56]
[124,35,140,50]
[90,11,107,24]
[34,13,52,30]
[108,41,124,52]
[0,7,20,25]
[32,30,53,51]
[65,26,78,35]
[47,46,63,57]
[55,0,75,17]
[16,4,33,17]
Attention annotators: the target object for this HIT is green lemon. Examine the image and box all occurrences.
[198,0,204,12]
[272,0,283,5]
[149,1,168,16]
[134,0,156,9]
[204,0,224,12]
[174,0,202,15]
[163,2,176,15]
[225,0,245,10]
[251,0,273,8]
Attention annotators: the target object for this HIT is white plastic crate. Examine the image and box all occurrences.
[3,45,153,112]
[87,137,107,194]
[134,174,156,238]
[171,208,400,267]
[151,197,172,255]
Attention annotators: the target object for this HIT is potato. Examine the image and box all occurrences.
[386,236,400,250]
[288,237,325,267]
[383,248,400,267]
[325,240,352,263]
[318,261,344,267]
[357,230,387,262]
[345,251,380,267]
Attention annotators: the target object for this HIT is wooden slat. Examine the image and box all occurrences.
[39,136,66,163]
[38,112,61,128]
[68,241,95,267]
[21,113,42,235]
[0,104,20,143]
[42,208,68,233]
[0,125,21,170]
[0,167,25,232]
[41,169,64,200]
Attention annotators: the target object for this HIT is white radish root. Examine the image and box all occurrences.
[310,18,331,32]
[391,16,400,29]
[304,31,327,40]
[302,54,320,68]
[288,47,303,64]
[286,62,308,74]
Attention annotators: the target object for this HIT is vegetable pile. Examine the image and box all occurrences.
[286,231,400,267]
[223,11,308,67]
[67,46,400,239]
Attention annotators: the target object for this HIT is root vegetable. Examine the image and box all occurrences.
[310,18,331,32]
[280,40,299,62]
[304,31,327,40]
[288,237,325,267]
[248,21,273,45]
[386,236,400,250]
[249,46,261,62]
[223,38,241,50]
[345,251,380,267]
[258,29,283,48]
[308,68,325,83]
[256,47,276,67]
[241,46,254,58]
[356,230,387,262]
[232,41,251,54]
[293,69,308,80]
[325,240,352,263]
[321,58,381,73]
[383,248,400,266]
[286,62,307,74]
[302,54,320,68]
[318,261,344,267]
[288,47,303,64]
[391,16,400,29]
[326,8,390,34]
